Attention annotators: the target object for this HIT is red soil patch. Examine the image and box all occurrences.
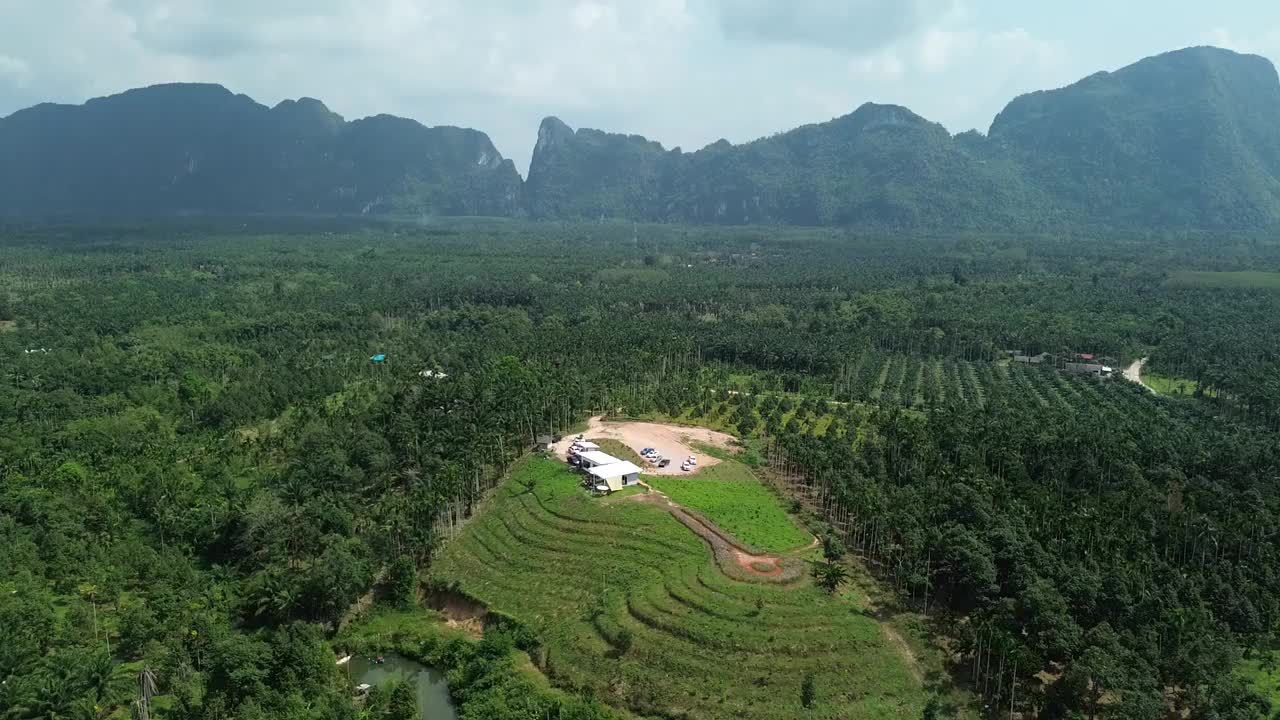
[426,589,489,638]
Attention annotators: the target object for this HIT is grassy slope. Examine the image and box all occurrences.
[1239,645,1280,717]
[593,438,647,466]
[431,456,936,720]
[648,460,813,553]
[1142,372,1200,397]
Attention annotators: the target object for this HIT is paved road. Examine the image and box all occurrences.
[1125,357,1158,395]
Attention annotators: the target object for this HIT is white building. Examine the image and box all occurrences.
[573,441,601,453]
[577,450,621,470]
[586,461,643,492]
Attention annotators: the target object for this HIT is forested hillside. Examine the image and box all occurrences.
[0,84,523,217]
[4,47,1280,230]
[526,46,1280,229]
[2,220,1279,719]
[525,104,1054,227]
[989,46,1280,228]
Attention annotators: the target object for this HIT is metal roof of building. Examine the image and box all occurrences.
[577,450,622,466]
[586,461,643,479]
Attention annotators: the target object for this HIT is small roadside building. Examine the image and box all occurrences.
[586,461,643,492]
[1065,362,1114,377]
[574,441,601,454]
[577,450,621,470]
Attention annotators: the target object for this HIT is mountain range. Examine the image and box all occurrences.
[3,45,1279,229]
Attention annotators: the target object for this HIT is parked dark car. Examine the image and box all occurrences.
[659,458,671,468]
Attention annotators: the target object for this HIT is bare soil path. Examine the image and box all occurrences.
[553,416,737,476]
[623,484,810,582]
[1125,357,1158,394]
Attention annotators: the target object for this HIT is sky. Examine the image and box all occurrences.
[1,1,1278,175]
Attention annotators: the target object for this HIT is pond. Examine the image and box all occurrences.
[347,652,459,720]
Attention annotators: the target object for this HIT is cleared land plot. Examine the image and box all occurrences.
[432,456,933,720]
[1166,270,1280,291]
[1143,372,1201,397]
[647,460,813,554]
[553,416,737,476]
[1239,646,1280,715]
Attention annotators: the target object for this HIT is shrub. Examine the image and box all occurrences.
[822,533,846,562]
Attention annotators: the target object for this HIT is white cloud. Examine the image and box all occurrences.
[0,54,30,86]
[714,0,959,52]
[1205,28,1246,52]
[1202,26,1280,58]
[848,51,905,81]
[916,28,976,73]
[570,1,616,31]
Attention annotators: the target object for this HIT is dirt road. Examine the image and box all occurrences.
[553,416,737,476]
[623,489,807,582]
[1125,357,1158,394]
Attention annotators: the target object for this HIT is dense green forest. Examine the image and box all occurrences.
[2,219,1279,719]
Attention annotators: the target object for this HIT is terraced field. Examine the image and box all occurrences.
[431,456,937,719]
[647,460,814,554]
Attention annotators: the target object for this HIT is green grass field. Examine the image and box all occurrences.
[1239,646,1280,717]
[594,438,647,466]
[647,461,813,553]
[1166,271,1280,291]
[1143,372,1200,397]
[431,455,958,720]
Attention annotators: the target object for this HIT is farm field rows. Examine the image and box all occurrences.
[652,355,1170,453]
[693,353,1163,416]
[431,456,965,719]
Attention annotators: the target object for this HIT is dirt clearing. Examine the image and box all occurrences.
[1125,357,1158,395]
[426,589,489,639]
[553,416,737,476]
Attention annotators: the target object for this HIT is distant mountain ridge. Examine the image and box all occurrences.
[0,84,522,217]
[3,46,1280,229]
[525,102,1055,227]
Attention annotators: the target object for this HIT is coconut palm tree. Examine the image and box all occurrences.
[811,561,848,594]
[131,667,158,720]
